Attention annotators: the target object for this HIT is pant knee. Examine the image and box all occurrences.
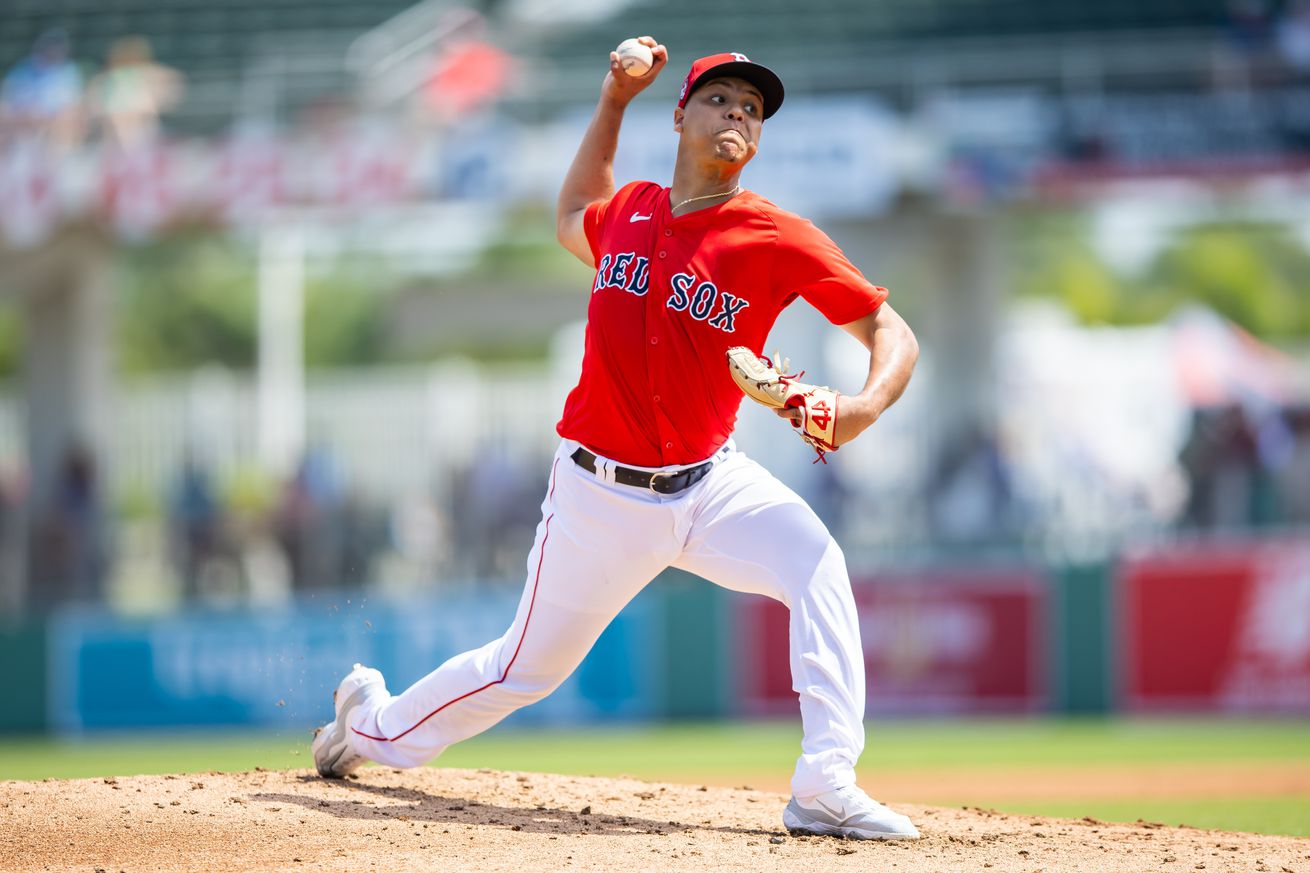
[499,665,571,705]
[787,525,844,583]
[815,536,846,573]
[760,504,835,570]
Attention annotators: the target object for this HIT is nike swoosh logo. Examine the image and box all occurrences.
[630,213,652,222]
[814,797,847,820]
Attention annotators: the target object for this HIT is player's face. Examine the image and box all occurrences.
[674,77,763,166]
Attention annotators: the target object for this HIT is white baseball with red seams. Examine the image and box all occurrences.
[615,38,653,77]
[317,46,921,840]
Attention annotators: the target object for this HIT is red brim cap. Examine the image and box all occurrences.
[677,52,784,119]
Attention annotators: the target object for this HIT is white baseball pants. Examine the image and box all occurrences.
[347,438,866,798]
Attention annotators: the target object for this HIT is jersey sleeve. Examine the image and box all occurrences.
[772,213,888,324]
[582,180,656,264]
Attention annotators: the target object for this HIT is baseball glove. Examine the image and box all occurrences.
[726,346,840,462]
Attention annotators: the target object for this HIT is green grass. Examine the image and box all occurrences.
[996,797,1310,839]
[9,718,1309,781]
[2,718,1307,836]
[432,718,1310,775]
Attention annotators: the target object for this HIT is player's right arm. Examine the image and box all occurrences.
[556,37,667,266]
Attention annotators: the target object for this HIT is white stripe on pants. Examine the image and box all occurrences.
[347,438,865,798]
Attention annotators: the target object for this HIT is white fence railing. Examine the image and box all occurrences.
[0,361,570,506]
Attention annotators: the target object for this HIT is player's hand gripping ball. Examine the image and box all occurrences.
[727,347,841,462]
[615,38,654,77]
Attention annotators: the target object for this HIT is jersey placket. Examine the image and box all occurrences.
[645,214,680,463]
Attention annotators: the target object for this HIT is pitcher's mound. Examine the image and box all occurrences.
[3,767,1306,872]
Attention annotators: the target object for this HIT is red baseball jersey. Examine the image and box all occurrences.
[555,180,888,467]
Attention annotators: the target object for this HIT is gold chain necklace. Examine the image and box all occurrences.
[671,185,741,213]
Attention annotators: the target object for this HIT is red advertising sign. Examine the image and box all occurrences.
[1121,540,1310,712]
[736,568,1047,715]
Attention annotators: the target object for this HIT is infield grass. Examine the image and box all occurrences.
[2,718,1307,837]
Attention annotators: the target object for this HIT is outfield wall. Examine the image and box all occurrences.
[4,536,1308,735]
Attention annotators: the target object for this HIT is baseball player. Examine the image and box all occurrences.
[314,37,921,841]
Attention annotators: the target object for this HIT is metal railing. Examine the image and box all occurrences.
[514,27,1223,113]
[347,0,481,109]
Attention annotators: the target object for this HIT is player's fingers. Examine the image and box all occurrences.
[638,35,656,47]
[651,44,668,65]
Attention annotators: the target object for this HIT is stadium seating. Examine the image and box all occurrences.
[0,0,418,75]
[537,0,1229,60]
[0,0,421,131]
[523,0,1233,110]
[0,0,1235,130]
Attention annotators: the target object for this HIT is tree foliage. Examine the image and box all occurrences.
[1015,214,1310,341]
[1143,224,1310,340]
[302,260,388,367]
[116,233,258,372]
[115,233,391,373]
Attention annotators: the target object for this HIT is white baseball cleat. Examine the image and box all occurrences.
[311,663,388,779]
[783,785,921,840]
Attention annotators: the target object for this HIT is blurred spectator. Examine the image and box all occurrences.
[271,450,383,591]
[927,425,1016,546]
[1278,405,1310,523]
[419,10,513,124]
[86,36,183,150]
[1249,406,1294,526]
[0,465,28,614]
[389,491,449,587]
[1178,405,1262,529]
[1214,0,1275,90]
[167,457,240,601]
[30,445,108,607]
[336,488,384,588]
[1276,0,1310,74]
[273,449,341,590]
[448,446,546,581]
[0,29,84,149]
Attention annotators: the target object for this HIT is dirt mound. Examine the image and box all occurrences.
[3,767,1307,872]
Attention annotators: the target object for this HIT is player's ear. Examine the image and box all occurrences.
[672,107,684,133]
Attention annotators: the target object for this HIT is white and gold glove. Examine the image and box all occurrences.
[726,346,840,462]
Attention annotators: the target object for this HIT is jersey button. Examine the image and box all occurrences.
[650,336,658,345]
[663,229,672,237]
[658,251,667,259]
[665,441,673,449]
[653,395,661,403]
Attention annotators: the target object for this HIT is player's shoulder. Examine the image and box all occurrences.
[593,181,663,229]
[611,180,665,209]
[742,193,828,243]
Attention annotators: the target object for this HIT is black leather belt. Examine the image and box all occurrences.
[570,448,713,495]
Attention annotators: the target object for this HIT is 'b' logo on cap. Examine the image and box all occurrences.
[732,52,750,62]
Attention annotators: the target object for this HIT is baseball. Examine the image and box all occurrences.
[616,38,653,77]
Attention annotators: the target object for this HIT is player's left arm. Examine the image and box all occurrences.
[835,302,918,446]
[776,302,918,447]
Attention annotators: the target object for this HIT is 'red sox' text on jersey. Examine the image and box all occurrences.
[556,180,889,467]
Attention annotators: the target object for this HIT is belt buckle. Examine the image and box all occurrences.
[648,470,676,495]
